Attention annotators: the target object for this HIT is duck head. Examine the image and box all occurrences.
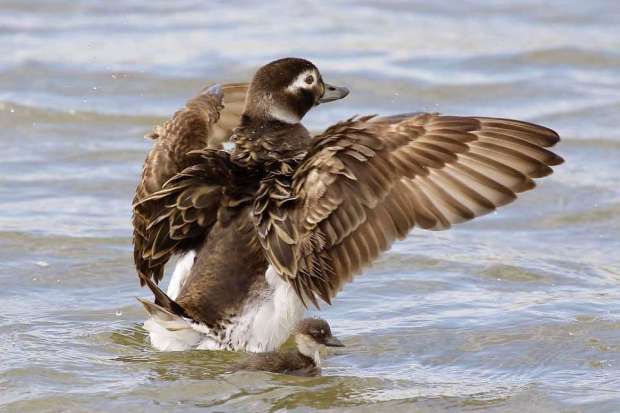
[242,57,349,125]
[294,318,344,365]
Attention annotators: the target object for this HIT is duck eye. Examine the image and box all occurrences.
[304,75,314,85]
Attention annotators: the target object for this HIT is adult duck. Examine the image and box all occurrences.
[132,57,563,352]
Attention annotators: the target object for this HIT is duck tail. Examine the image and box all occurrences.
[137,297,202,351]
[139,275,190,319]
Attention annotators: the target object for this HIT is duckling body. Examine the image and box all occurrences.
[235,349,320,377]
[133,58,563,352]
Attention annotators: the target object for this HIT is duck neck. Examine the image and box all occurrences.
[230,114,310,168]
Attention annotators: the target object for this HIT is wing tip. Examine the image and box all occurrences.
[547,152,565,166]
[201,83,224,100]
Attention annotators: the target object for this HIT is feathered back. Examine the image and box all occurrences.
[132,83,248,285]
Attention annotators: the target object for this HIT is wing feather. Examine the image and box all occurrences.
[205,83,249,148]
[254,113,563,305]
[132,83,248,285]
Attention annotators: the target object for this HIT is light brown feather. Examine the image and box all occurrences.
[254,113,563,305]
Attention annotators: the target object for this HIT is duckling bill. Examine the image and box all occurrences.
[132,57,563,353]
[233,318,344,376]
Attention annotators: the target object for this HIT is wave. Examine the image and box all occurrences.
[0,100,164,126]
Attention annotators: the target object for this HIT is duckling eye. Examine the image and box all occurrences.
[304,75,314,85]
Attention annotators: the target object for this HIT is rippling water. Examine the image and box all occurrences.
[1,1,619,412]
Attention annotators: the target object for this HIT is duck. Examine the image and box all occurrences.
[231,317,344,376]
[132,57,563,352]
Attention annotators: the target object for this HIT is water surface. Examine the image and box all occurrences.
[1,1,619,412]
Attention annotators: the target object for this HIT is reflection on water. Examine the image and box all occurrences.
[1,0,620,412]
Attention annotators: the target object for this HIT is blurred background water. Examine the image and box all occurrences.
[1,1,619,412]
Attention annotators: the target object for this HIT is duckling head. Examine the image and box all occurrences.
[294,318,344,366]
[243,57,349,125]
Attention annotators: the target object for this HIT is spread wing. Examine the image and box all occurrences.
[254,113,563,306]
[133,150,236,284]
[207,83,249,148]
[132,83,248,285]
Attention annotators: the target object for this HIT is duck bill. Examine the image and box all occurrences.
[318,83,349,104]
[324,336,345,347]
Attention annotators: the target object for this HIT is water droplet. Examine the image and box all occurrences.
[115,310,123,317]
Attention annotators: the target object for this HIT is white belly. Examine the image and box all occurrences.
[166,250,196,300]
[226,266,306,352]
[144,257,305,352]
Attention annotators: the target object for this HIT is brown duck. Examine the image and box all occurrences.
[232,318,344,376]
[132,57,563,352]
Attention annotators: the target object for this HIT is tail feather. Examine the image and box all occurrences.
[140,275,190,319]
[137,297,179,321]
[137,298,202,351]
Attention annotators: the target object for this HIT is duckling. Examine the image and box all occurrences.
[133,57,563,353]
[233,318,344,376]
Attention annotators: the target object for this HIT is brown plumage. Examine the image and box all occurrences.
[132,83,248,285]
[132,57,563,351]
[255,113,564,305]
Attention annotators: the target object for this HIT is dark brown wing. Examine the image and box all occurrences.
[254,114,563,306]
[133,150,237,284]
[132,83,248,285]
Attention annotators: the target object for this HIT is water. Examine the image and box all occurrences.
[1,1,619,411]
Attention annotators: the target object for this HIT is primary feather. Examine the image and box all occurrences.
[254,114,563,305]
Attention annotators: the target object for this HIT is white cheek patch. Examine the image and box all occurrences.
[286,69,317,93]
[269,105,300,124]
[259,92,301,124]
[295,333,323,366]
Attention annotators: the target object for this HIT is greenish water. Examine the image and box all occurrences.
[1,1,619,412]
